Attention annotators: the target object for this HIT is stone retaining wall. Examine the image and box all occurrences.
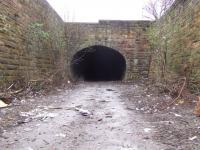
[0,0,66,85]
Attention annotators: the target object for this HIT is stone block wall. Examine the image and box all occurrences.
[65,20,151,80]
[2,0,199,86]
[0,0,66,86]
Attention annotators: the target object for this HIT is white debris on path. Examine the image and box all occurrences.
[0,100,8,108]
[144,128,152,133]
[75,107,92,116]
[189,136,197,141]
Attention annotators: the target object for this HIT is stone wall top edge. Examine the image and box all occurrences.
[41,0,64,22]
[99,20,151,23]
[65,20,152,27]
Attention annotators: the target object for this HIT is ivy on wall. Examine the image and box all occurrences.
[24,22,68,84]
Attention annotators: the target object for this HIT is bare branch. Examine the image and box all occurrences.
[144,0,175,20]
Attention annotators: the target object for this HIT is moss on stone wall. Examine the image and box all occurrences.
[148,0,200,93]
[0,0,68,87]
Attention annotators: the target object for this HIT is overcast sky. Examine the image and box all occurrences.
[46,0,149,22]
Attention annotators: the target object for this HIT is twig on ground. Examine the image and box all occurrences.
[7,83,15,90]
[160,77,187,110]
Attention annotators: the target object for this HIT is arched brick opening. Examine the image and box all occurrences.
[71,45,126,81]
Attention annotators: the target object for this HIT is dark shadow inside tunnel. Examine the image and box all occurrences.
[71,45,126,81]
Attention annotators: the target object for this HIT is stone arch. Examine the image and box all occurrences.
[70,45,126,81]
[72,42,124,57]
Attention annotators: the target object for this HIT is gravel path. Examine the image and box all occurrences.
[0,82,199,150]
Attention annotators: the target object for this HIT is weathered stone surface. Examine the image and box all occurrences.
[1,0,199,86]
[0,0,66,84]
[65,21,151,80]
[0,0,151,84]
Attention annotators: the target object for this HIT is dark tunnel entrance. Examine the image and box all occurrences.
[71,45,126,81]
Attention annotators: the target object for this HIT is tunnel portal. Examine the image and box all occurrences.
[71,45,126,81]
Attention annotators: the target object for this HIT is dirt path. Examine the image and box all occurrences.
[0,82,200,150]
